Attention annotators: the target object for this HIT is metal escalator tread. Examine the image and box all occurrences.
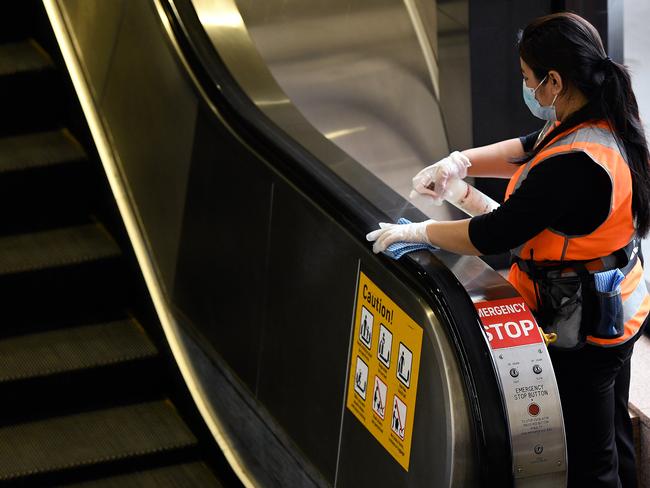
[0,223,121,275]
[0,319,158,382]
[65,462,223,487]
[0,129,86,173]
[0,400,197,481]
[0,39,53,77]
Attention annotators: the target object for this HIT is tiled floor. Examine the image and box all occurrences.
[631,335,650,408]
[631,334,650,485]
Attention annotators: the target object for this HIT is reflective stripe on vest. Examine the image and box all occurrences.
[505,121,649,346]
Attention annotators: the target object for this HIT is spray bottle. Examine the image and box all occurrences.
[441,179,499,217]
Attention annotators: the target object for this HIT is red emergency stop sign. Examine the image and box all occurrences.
[474,298,544,349]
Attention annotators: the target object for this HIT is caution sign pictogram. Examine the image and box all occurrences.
[372,376,387,419]
[391,395,407,440]
[354,357,369,400]
[359,306,374,349]
[377,324,393,368]
[346,271,423,471]
[396,343,412,388]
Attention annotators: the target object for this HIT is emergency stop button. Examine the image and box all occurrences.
[528,403,541,416]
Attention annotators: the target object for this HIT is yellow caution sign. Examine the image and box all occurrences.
[346,271,423,471]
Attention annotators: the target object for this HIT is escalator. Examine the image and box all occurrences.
[0,0,588,486]
[0,2,238,486]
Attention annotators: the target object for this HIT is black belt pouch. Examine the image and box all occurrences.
[536,274,586,350]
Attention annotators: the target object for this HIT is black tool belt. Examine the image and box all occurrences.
[511,239,640,350]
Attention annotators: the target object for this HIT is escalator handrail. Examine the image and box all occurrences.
[157,1,513,485]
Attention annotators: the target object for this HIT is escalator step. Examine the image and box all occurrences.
[0,223,121,275]
[64,462,223,487]
[0,129,86,173]
[0,38,63,135]
[0,39,53,77]
[0,319,157,382]
[0,400,197,481]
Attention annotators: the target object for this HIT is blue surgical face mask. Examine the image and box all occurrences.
[522,75,558,121]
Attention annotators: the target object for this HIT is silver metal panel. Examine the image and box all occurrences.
[433,252,517,302]
[424,304,476,488]
[193,0,471,220]
[437,0,472,150]
[493,344,565,479]
[100,0,198,289]
[436,251,567,487]
[235,0,464,211]
[58,0,125,102]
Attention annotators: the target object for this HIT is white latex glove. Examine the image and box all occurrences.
[366,220,436,254]
[411,151,471,204]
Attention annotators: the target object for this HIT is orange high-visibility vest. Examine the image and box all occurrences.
[505,120,650,346]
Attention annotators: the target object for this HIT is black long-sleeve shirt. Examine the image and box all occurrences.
[468,131,612,255]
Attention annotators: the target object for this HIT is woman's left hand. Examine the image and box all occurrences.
[366,220,435,253]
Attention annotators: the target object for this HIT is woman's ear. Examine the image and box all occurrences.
[547,70,564,95]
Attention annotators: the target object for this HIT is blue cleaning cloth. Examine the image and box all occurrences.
[383,218,438,260]
[594,268,625,292]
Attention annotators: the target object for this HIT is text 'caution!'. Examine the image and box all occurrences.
[346,271,423,471]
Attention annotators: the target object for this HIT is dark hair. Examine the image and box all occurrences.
[518,12,650,237]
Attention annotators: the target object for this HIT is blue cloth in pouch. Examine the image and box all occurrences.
[594,268,625,293]
[593,268,626,338]
[383,218,438,260]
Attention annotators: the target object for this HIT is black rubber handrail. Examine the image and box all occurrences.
[159,1,514,486]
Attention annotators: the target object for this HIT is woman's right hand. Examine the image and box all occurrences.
[411,151,471,204]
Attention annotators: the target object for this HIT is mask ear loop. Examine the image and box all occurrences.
[533,75,549,94]
[539,74,559,111]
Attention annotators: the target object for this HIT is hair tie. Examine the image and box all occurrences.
[601,56,613,68]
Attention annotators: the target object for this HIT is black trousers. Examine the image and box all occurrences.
[550,338,638,488]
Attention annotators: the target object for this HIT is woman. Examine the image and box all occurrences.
[367,12,650,488]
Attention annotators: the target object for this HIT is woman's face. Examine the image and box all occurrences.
[520,57,557,107]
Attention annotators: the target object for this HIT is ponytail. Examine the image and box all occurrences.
[518,13,650,237]
[600,59,650,237]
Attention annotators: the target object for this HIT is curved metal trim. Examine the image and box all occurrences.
[42,1,257,486]
[403,0,441,99]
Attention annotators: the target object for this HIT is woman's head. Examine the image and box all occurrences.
[519,12,607,119]
[518,13,650,237]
